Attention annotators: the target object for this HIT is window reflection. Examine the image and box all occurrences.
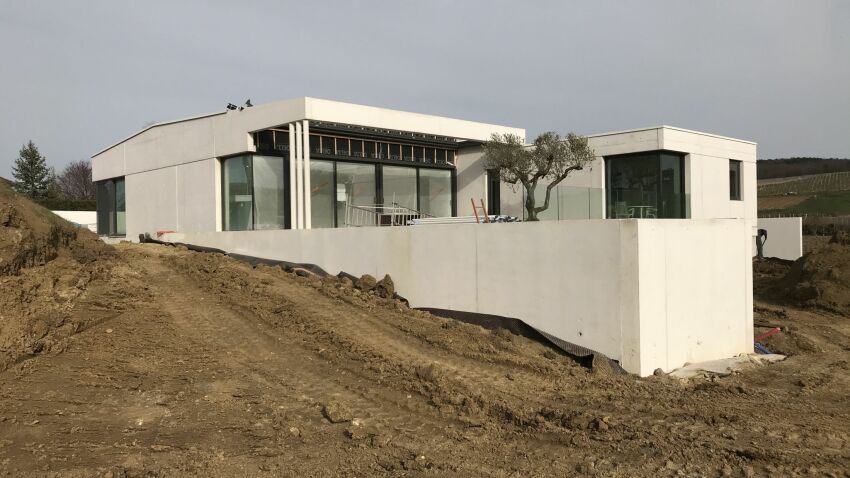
[336,163,376,226]
[419,169,452,217]
[605,152,685,219]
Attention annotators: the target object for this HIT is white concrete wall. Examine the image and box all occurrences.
[755,217,803,260]
[121,159,217,240]
[161,219,753,376]
[636,220,753,374]
[52,211,97,232]
[456,145,487,215]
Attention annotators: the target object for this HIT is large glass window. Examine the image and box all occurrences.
[310,160,335,228]
[605,152,685,219]
[336,163,376,226]
[730,160,742,200]
[383,165,418,210]
[309,134,320,155]
[389,144,401,160]
[419,169,452,217]
[223,155,254,231]
[252,156,286,229]
[115,178,126,235]
[96,177,125,236]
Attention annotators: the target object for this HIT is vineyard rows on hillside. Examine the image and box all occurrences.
[758,171,850,196]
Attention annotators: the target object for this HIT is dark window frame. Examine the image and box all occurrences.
[729,159,742,201]
[220,154,289,231]
[96,177,126,236]
[603,150,687,219]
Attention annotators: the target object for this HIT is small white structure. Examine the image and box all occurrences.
[91,97,762,375]
[52,210,97,233]
[756,217,803,260]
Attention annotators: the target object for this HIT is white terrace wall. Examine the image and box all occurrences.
[755,217,803,261]
[52,211,97,233]
[161,219,753,376]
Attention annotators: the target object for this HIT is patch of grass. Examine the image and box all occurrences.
[776,190,850,216]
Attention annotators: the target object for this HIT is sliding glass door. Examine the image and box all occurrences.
[336,163,377,226]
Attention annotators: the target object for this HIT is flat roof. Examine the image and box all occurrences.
[587,125,756,145]
[93,97,525,157]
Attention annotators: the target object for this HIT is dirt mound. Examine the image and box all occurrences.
[0,181,142,371]
[778,233,850,313]
[0,184,78,275]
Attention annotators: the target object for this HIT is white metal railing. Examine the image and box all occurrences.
[343,202,434,227]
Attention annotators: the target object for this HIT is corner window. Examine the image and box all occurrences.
[96,177,126,236]
[729,160,742,201]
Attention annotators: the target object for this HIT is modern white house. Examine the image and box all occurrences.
[92,97,758,237]
[92,97,763,375]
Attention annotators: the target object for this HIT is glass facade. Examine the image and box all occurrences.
[252,156,286,229]
[96,177,125,236]
[115,179,126,235]
[419,169,452,217]
[310,160,335,228]
[383,165,418,210]
[257,130,456,166]
[605,152,686,219]
[222,155,286,231]
[336,163,377,226]
[245,128,459,227]
[223,155,254,231]
[522,185,605,221]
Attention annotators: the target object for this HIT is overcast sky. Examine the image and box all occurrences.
[1,0,848,177]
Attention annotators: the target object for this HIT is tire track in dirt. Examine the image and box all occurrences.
[141,256,463,448]
[236,264,581,418]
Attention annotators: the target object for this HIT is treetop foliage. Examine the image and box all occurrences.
[12,141,51,199]
[482,131,595,220]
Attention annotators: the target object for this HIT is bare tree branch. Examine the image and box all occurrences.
[56,160,94,200]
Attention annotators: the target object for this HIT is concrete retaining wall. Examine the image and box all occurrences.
[161,219,753,376]
[755,217,803,260]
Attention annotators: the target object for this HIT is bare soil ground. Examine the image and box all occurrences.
[1,185,849,477]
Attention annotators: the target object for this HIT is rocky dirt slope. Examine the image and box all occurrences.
[0,182,848,476]
[0,183,142,373]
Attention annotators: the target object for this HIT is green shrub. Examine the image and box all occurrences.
[34,197,96,211]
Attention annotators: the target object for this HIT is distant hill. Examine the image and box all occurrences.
[758,157,850,180]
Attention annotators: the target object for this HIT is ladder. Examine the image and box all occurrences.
[470,198,490,224]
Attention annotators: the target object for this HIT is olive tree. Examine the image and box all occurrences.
[482,132,596,221]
